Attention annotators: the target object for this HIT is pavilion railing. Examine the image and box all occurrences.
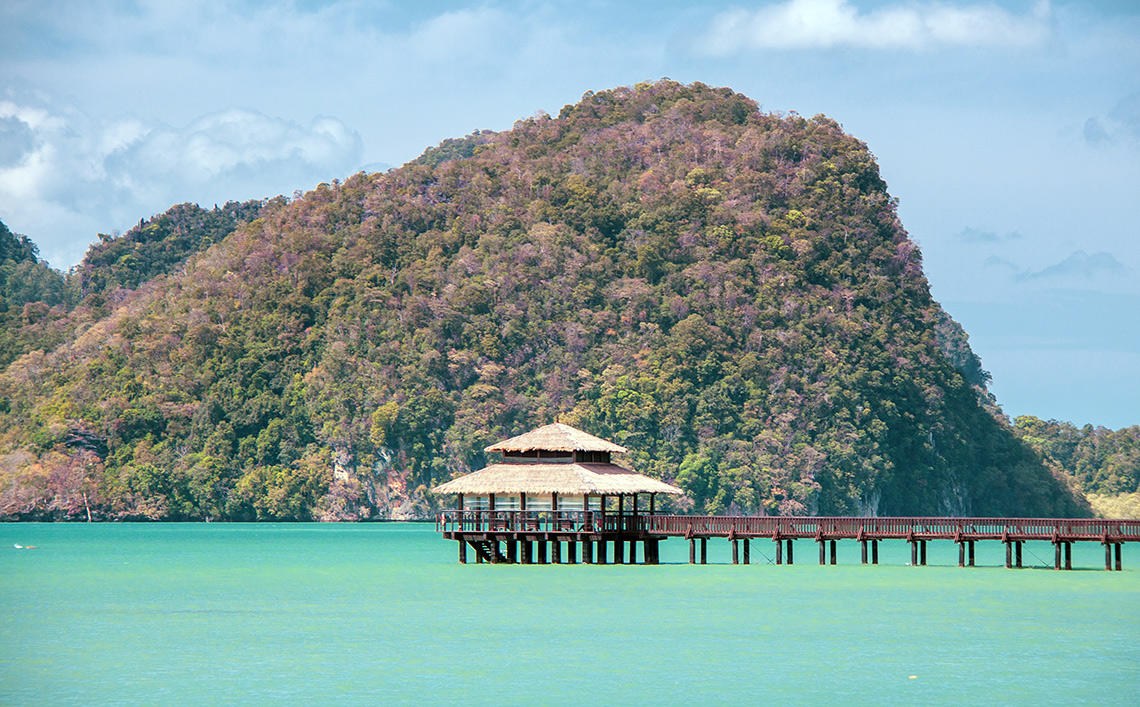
[437,511,1140,541]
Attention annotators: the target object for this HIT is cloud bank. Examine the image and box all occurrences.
[0,95,361,267]
[693,0,1054,54]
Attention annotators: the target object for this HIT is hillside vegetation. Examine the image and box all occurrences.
[0,81,1088,520]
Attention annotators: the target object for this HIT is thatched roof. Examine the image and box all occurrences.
[484,423,627,453]
[432,462,683,496]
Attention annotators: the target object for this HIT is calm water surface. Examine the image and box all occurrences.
[1,523,1137,705]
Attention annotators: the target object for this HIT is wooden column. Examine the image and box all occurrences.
[614,538,624,564]
[628,540,637,565]
[457,493,464,511]
[787,539,794,565]
[459,540,467,564]
[650,494,656,514]
[775,538,783,564]
[821,540,828,565]
[732,539,739,565]
[920,540,927,566]
[911,539,919,567]
[537,540,547,565]
[700,538,707,564]
[968,540,975,566]
[583,539,593,564]
[958,541,965,567]
[520,492,527,511]
[689,538,696,564]
[519,540,530,564]
[871,540,878,565]
[1064,542,1071,570]
[1054,541,1062,570]
[475,546,484,563]
[830,540,837,565]
[1116,543,1123,571]
[1106,542,1113,571]
[489,494,496,511]
[551,492,558,512]
[568,540,578,564]
[597,539,607,564]
[743,538,750,564]
[617,495,624,531]
[507,539,517,564]
[1005,540,1013,569]
[552,539,561,564]
[1015,541,1023,569]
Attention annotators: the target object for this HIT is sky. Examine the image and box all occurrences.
[1,0,1137,428]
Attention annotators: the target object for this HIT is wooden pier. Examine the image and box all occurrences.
[437,510,1140,570]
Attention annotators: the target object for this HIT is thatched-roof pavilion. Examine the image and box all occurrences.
[433,423,682,510]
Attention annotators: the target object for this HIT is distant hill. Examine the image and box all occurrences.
[0,81,1089,520]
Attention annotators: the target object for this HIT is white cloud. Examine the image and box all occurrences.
[0,95,361,267]
[694,0,1053,54]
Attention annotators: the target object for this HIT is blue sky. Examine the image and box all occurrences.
[1,0,1137,428]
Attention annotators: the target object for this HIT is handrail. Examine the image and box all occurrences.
[436,511,1140,541]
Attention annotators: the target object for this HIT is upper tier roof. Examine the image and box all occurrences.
[484,423,627,454]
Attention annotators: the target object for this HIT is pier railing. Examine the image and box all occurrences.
[437,511,1140,542]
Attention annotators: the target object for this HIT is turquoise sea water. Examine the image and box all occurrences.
[1,523,1137,705]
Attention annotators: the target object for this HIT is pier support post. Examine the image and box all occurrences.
[646,539,659,565]
[920,540,927,566]
[743,538,750,565]
[597,540,607,565]
[911,540,918,567]
[552,540,561,564]
[507,540,518,564]
[569,541,578,564]
[689,538,696,565]
[1116,543,1123,571]
[1054,542,1062,570]
[732,539,739,565]
[522,540,533,564]
[539,541,549,565]
[819,540,826,565]
[1064,541,1071,570]
[830,540,837,565]
[968,540,975,567]
[583,539,593,564]
[1015,541,1023,569]
[862,540,868,565]
[1005,541,1012,569]
[775,539,783,564]
[629,540,637,565]
[958,541,965,567]
[459,541,467,564]
[787,539,794,565]
[700,538,708,565]
[872,540,878,565]
[613,539,624,564]
[475,547,484,563]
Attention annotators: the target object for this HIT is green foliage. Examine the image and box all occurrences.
[1015,415,1140,495]
[0,80,1092,520]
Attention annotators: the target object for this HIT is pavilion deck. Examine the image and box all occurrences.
[438,510,1140,570]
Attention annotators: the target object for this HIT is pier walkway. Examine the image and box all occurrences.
[437,510,1140,570]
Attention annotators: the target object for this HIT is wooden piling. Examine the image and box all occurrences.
[552,540,561,564]
[787,539,794,565]
[1064,541,1071,570]
[911,540,918,567]
[871,540,878,565]
[629,540,637,565]
[920,540,927,566]
[597,539,607,565]
[743,538,750,564]
[732,538,739,565]
[583,539,593,564]
[862,539,869,565]
[968,540,975,566]
[1015,541,1022,569]
[830,539,837,565]
[1106,542,1112,571]
[775,538,783,564]
[614,538,624,564]
[819,540,826,565]
[958,541,965,567]
[1116,543,1123,571]
[507,540,518,564]
[689,538,696,565]
[459,541,467,564]
[1054,541,1062,570]
[700,537,708,564]
[568,541,578,564]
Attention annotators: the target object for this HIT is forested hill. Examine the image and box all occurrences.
[0,80,1088,521]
